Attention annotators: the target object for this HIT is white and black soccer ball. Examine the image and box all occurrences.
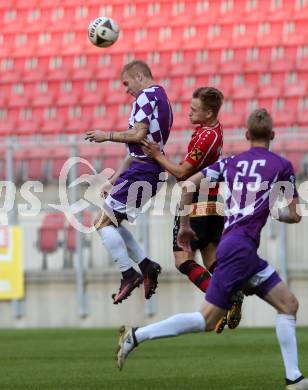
[88,16,119,48]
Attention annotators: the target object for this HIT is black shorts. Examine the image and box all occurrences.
[173,214,224,252]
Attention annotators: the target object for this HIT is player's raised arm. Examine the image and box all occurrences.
[141,139,196,180]
[85,122,149,144]
[142,89,224,181]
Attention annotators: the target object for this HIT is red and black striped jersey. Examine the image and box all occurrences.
[182,121,223,197]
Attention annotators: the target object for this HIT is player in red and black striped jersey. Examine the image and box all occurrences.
[142,86,243,332]
[142,87,224,291]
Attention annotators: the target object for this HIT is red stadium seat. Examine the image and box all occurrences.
[15,146,47,181]
[8,93,30,108]
[172,111,190,131]
[57,92,80,106]
[257,32,282,47]
[282,32,306,46]
[244,59,269,73]
[271,109,297,128]
[182,35,206,51]
[194,2,220,24]
[224,139,248,155]
[195,62,218,76]
[37,212,65,270]
[220,111,245,130]
[15,119,40,136]
[90,116,116,132]
[65,118,91,134]
[71,67,94,81]
[32,93,55,108]
[243,9,267,23]
[22,68,46,83]
[78,143,103,173]
[296,108,308,127]
[149,63,170,79]
[64,211,92,268]
[41,118,66,135]
[47,146,70,181]
[284,83,306,98]
[267,3,295,22]
[0,120,15,137]
[232,85,257,100]
[296,57,308,72]
[220,61,243,75]
[257,85,282,99]
[47,68,71,82]
[113,115,129,132]
[105,89,130,105]
[177,86,195,103]
[66,211,92,251]
[294,5,308,20]
[81,92,104,105]
[231,34,257,49]
[96,66,121,80]
[270,57,295,73]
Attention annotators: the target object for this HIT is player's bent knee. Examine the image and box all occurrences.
[94,213,114,230]
[277,293,299,315]
[284,295,299,315]
[200,305,224,332]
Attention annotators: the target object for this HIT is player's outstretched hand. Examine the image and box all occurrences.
[141,139,160,158]
[177,226,198,252]
[85,130,109,143]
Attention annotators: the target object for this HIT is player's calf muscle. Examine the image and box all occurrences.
[200,304,225,331]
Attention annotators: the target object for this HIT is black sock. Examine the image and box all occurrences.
[122,267,137,280]
[138,258,151,274]
[286,375,304,385]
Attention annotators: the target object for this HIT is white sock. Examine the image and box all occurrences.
[99,226,132,272]
[135,312,206,343]
[118,225,145,264]
[276,314,302,381]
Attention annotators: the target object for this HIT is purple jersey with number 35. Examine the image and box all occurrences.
[202,147,298,246]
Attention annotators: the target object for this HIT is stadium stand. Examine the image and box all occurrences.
[0,0,308,174]
[36,210,93,270]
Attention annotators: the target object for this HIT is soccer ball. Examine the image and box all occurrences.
[88,16,119,48]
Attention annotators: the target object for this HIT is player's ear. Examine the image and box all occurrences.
[270,131,275,140]
[206,109,213,119]
[245,130,251,140]
[135,71,143,82]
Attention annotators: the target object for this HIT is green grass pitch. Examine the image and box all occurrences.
[0,328,307,389]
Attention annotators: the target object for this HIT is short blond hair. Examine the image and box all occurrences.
[121,60,153,78]
[247,108,273,141]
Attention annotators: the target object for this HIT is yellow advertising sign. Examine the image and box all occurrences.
[0,226,24,300]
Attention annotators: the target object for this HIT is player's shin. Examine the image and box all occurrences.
[117,225,146,264]
[135,312,206,343]
[99,225,132,272]
[276,314,302,382]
